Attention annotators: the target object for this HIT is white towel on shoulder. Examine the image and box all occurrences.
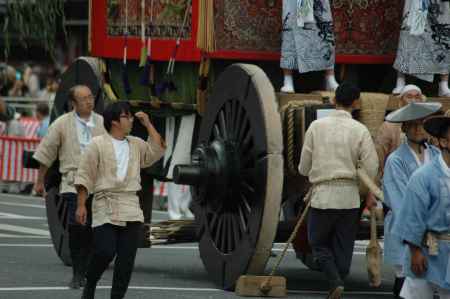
[296,0,315,27]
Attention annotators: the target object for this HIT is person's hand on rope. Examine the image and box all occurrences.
[365,192,378,209]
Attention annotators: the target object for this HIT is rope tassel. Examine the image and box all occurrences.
[121,0,132,96]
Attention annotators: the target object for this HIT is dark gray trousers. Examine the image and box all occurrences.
[85,222,142,299]
[307,208,360,288]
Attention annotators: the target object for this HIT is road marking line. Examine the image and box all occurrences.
[0,212,46,220]
[0,286,221,292]
[0,193,43,201]
[0,242,368,256]
[0,224,50,236]
[0,286,391,295]
[0,243,52,247]
[0,234,49,239]
[152,210,169,215]
[0,201,45,209]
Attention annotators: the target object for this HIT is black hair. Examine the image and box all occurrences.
[438,125,450,139]
[36,102,49,117]
[102,101,131,132]
[335,82,360,107]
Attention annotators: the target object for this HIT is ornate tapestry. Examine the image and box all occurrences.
[214,0,281,53]
[213,0,404,57]
[333,0,404,55]
[103,0,404,58]
[107,0,192,40]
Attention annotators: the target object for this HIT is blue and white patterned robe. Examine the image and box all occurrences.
[383,143,440,266]
[280,0,335,73]
[393,154,450,289]
[394,0,450,82]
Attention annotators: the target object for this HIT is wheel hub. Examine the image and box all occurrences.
[173,138,241,211]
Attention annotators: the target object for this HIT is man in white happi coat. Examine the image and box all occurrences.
[75,101,165,299]
[393,0,450,96]
[299,83,378,299]
[33,85,106,288]
[280,0,339,93]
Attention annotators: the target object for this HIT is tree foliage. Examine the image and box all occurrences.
[1,0,66,60]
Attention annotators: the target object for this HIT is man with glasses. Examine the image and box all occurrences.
[75,101,165,299]
[33,84,106,288]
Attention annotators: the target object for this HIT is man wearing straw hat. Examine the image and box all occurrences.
[299,83,378,299]
[392,111,450,299]
[376,85,425,174]
[382,101,442,298]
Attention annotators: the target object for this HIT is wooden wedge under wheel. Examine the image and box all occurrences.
[173,64,284,290]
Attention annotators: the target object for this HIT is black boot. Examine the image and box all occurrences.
[393,277,405,298]
[80,283,96,299]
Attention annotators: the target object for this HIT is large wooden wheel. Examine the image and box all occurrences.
[51,57,105,121]
[46,57,105,265]
[45,187,71,266]
[174,64,283,290]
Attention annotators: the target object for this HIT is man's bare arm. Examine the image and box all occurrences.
[34,164,49,195]
[135,111,166,149]
[75,185,88,225]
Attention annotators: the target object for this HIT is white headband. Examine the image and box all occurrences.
[400,84,422,98]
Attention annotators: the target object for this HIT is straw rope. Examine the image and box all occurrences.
[280,100,322,176]
[359,93,389,138]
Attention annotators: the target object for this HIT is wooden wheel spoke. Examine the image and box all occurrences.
[238,206,248,233]
[220,216,228,253]
[225,214,234,253]
[233,105,245,140]
[218,110,228,139]
[241,181,256,200]
[230,100,239,135]
[224,102,233,135]
[214,216,224,248]
[241,194,252,214]
[242,157,266,185]
[237,118,249,145]
[231,214,241,246]
[213,124,221,140]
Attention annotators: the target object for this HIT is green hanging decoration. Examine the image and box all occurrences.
[1,0,66,60]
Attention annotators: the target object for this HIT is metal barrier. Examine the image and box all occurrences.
[2,96,54,111]
[0,136,40,183]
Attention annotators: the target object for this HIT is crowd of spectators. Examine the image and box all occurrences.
[0,62,61,194]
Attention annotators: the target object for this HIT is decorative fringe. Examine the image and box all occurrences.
[196,0,215,53]
[121,61,132,96]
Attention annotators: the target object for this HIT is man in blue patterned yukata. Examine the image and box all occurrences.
[382,101,442,298]
[280,0,339,93]
[393,111,450,299]
[393,0,450,96]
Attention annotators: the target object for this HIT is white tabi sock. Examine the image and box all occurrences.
[439,80,450,97]
[392,73,406,94]
[281,74,295,93]
[325,74,339,91]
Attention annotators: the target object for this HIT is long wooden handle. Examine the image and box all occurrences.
[261,190,312,293]
[370,207,377,242]
[357,168,384,202]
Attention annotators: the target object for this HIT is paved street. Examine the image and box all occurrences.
[0,193,396,299]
